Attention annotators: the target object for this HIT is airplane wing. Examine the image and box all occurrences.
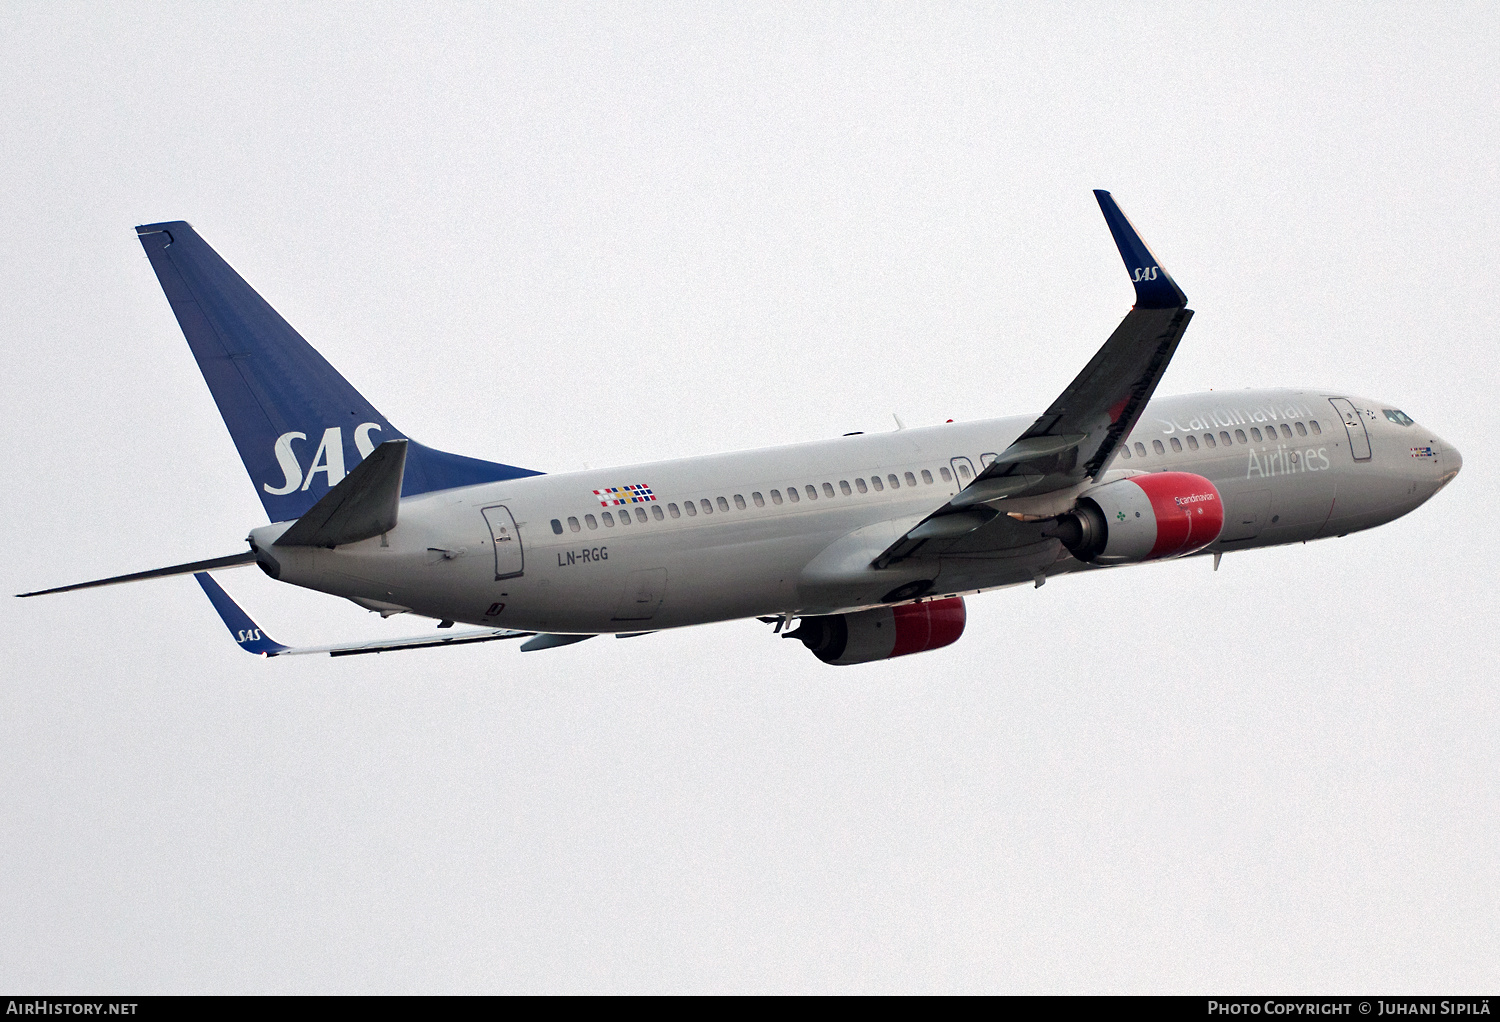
[20,438,410,597]
[877,190,1193,567]
[194,572,534,657]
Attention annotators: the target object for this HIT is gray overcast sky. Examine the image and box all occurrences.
[2,3,1496,993]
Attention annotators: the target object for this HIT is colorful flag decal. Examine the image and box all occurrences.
[1411,446,1436,458]
[593,484,657,506]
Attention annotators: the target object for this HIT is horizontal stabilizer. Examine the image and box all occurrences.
[17,550,257,598]
[195,572,530,656]
[275,439,406,548]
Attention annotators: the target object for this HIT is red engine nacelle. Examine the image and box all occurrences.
[1051,471,1225,565]
[788,597,967,666]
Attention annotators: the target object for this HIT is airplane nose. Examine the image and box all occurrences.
[1439,438,1462,488]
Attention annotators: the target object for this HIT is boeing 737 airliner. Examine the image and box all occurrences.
[19,192,1461,665]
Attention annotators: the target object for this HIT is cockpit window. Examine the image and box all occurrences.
[1384,409,1415,427]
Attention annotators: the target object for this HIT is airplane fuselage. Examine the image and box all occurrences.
[251,388,1460,635]
[20,201,1464,664]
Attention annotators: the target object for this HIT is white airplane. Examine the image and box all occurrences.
[19,192,1461,664]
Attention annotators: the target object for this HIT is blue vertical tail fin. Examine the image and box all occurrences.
[136,221,540,522]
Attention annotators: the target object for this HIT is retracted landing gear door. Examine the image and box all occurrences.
[482,505,524,580]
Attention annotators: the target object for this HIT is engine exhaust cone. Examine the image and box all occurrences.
[785,615,849,661]
[1048,499,1108,563]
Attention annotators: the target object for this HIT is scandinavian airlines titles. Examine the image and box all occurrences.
[1154,400,1315,435]
[1247,444,1330,479]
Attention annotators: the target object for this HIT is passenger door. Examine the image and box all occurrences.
[482,505,524,580]
[1329,398,1372,461]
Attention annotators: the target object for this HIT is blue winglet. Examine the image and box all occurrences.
[1093,190,1187,309]
[194,572,289,656]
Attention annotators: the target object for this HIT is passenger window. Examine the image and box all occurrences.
[1310,420,1322,435]
[635,507,648,523]
[1153,440,1165,454]
[718,496,730,511]
[702,499,714,514]
[1280,424,1294,439]
[771,489,784,504]
[616,509,629,525]
[1186,435,1199,451]
[956,464,971,481]
[904,472,917,486]
[1135,442,1147,457]
[752,492,765,507]
[602,512,615,526]
[806,485,818,500]
[787,487,800,503]
[888,474,900,489]
[1295,422,1308,437]
[685,501,697,516]
[940,467,952,482]
[733,494,746,509]
[651,505,664,520]
[586,514,598,529]
[1170,437,1183,452]
[855,478,867,493]
[1234,429,1248,444]
[1120,445,1132,459]
[839,480,852,496]
[1220,431,1233,446]
[568,516,581,532]
[667,503,680,518]
[1204,433,1216,448]
[823,482,835,498]
[921,469,933,484]
[871,476,884,491]
[1250,427,1263,442]
[551,519,563,535]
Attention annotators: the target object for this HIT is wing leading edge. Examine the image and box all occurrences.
[877,191,1193,566]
